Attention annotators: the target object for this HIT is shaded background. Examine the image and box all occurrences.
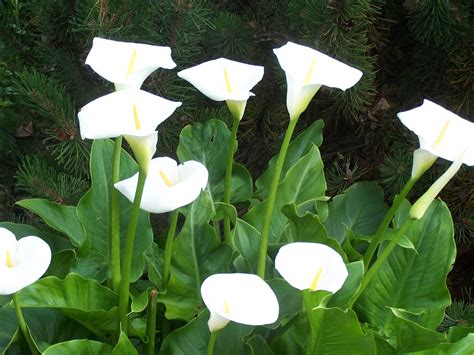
[0,0,472,326]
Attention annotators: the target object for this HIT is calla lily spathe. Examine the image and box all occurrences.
[0,227,51,295]
[114,157,208,213]
[86,37,176,90]
[273,41,363,119]
[397,100,474,166]
[201,273,279,332]
[178,58,264,119]
[178,58,264,101]
[275,242,348,293]
[78,89,181,140]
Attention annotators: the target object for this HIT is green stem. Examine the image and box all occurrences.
[207,331,218,355]
[159,210,180,340]
[13,294,39,355]
[118,168,147,333]
[111,136,123,292]
[257,117,299,278]
[363,177,417,270]
[145,289,158,355]
[162,210,179,290]
[349,218,415,308]
[223,114,240,245]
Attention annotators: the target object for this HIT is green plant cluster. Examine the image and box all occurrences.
[1,117,472,353]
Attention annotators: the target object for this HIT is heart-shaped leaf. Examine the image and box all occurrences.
[325,182,388,243]
[16,199,85,247]
[244,144,326,244]
[17,273,118,337]
[75,139,153,283]
[43,339,112,354]
[158,192,232,320]
[255,119,324,200]
[355,200,455,330]
[177,119,252,203]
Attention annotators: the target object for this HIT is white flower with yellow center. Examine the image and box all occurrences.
[201,273,279,332]
[78,90,181,170]
[0,228,51,295]
[273,41,363,120]
[177,58,264,119]
[398,100,474,166]
[86,37,176,90]
[78,89,181,140]
[275,242,348,293]
[114,157,208,213]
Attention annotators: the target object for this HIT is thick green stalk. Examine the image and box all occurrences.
[111,136,123,292]
[363,177,416,270]
[223,114,240,244]
[349,218,415,308]
[13,293,39,355]
[118,168,147,333]
[206,331,218,355]
[145,289,158,355]
[162,210,179,289]
[257,117,299,278]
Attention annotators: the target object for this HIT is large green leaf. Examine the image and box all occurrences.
[281,202,346,259]
[177,119,252,203]
[160,310,209,354]
[269,315,308,354]
[16,199,85,247]
[158,192,232,321]
[409,333,474,354]
[215,322,253,355]
[266,279,302,329]
[327,261,364,308]
[244,144,326,244]
[325,182,388,243]
[232,218,262,274]
[160,310,253,355]
[17,273,118,337]
[355,200,455,330]
[43,339,112,354]
[305,306,376,354]
[0,308,17,354]
[448,326,474,343]
[247,335,274,355]
[45,249,76,278]
[384,308,446,353]
[144,242,164,290]
[75,139,153,283]
[255,120,324,200]
[23,308,92,352]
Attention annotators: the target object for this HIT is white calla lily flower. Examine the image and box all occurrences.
[178,58,264,101]
[397,100,474,166]
[178,58,264,119]
[273,41,363,119]
[114,157,208,213]
[201,273,279,332]
[275,242,348,293]
[86,37,176,90]
[0,228,51,295]
[78,89,181,140]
